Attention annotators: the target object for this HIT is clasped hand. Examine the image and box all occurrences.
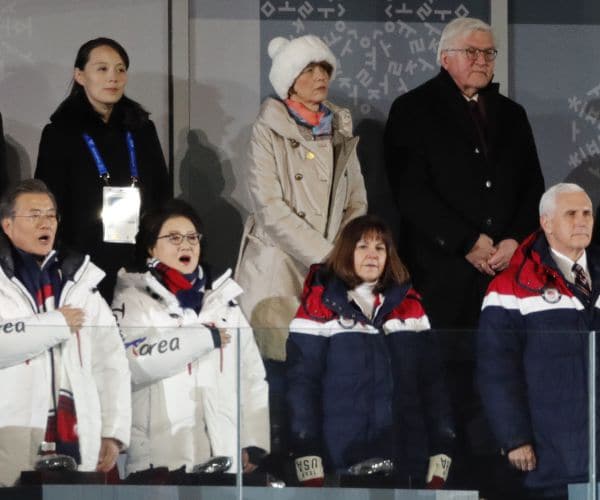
[465,235,518,276]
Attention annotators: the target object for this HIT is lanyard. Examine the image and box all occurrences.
[82,131,139,185]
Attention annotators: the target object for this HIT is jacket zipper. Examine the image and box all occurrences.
[56,261,90,367]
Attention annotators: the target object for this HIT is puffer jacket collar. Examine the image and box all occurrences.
[117,265,209,312]
[303,264,411,328]
[511,230,600,301]
[0,235,107,310]
[0,233,88,284]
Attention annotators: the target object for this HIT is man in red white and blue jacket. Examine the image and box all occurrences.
[478,183,599,498]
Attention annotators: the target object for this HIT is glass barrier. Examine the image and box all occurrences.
[5,323,599,500]
[475,327,596,500]
[256,326,598,500]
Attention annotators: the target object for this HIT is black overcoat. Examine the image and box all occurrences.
[35,92,170,301]
[384,69,544,350]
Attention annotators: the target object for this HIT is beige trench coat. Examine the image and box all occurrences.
[235,98,367,360]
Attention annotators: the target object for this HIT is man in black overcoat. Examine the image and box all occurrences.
[384,17,545,498]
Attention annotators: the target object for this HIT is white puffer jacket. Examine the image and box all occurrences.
[112,267,270,474]
[0,249,131,486]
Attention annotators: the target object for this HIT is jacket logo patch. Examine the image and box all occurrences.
[337,316,357,329]
[542,287,561,304]
[0,321,25,333]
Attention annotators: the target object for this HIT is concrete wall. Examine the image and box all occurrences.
[5,0,600,274]
[187,0,491,275]
[0,0,169,184]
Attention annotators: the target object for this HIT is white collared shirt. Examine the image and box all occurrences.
[550,247,591,287]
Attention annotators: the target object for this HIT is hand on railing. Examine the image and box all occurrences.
[96,437,121,472]
[295,455,324,486]
[425,453,451,489]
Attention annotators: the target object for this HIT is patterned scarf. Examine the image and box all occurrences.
[149,259,206,312]
[13,248,81,463]
[13,249,62,310]
[285,99,333,136]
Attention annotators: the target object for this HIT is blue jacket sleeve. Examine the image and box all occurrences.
[286,328,328,456]
[477,299,534,452]
[418,331,456,455]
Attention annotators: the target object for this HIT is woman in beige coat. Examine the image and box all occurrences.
[236,35,367,364]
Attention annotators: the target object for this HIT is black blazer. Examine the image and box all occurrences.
[384,69,544,339]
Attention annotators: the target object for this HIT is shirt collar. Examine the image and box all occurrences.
[550,247,589,284]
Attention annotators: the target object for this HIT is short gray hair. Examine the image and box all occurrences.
[437,17,495,64]
[539,183,586,217]
[0,179,57,220]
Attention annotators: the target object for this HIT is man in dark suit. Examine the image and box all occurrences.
[384,17,544,498]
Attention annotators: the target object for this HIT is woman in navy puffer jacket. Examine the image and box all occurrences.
[286,215,455,487]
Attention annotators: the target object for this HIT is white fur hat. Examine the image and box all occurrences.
[268,35,337,99]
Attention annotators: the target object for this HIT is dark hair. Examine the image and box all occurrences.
[0,179,57,220]
[68,37,130,99]
[134,199,204,269]
[288,61,334,98]
[325,215,409,292]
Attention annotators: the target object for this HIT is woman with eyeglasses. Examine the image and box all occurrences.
[111,199,269,476]
[35,37,169,303]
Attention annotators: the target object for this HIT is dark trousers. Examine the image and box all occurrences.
[261,360,290,479]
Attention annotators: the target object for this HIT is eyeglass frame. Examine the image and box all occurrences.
[443,47,498,62]
[156,232,203,246]
[10,210,61,224]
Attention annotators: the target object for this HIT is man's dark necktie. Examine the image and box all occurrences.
[468,99,488,155]
[572,262,592,305]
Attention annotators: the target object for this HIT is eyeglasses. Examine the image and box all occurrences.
[11,211,60,224]
[444,47,498,62]
[156,232,202,246]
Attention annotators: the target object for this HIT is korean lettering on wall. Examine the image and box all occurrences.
[260,0,489,119]
[565,84,600,207]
